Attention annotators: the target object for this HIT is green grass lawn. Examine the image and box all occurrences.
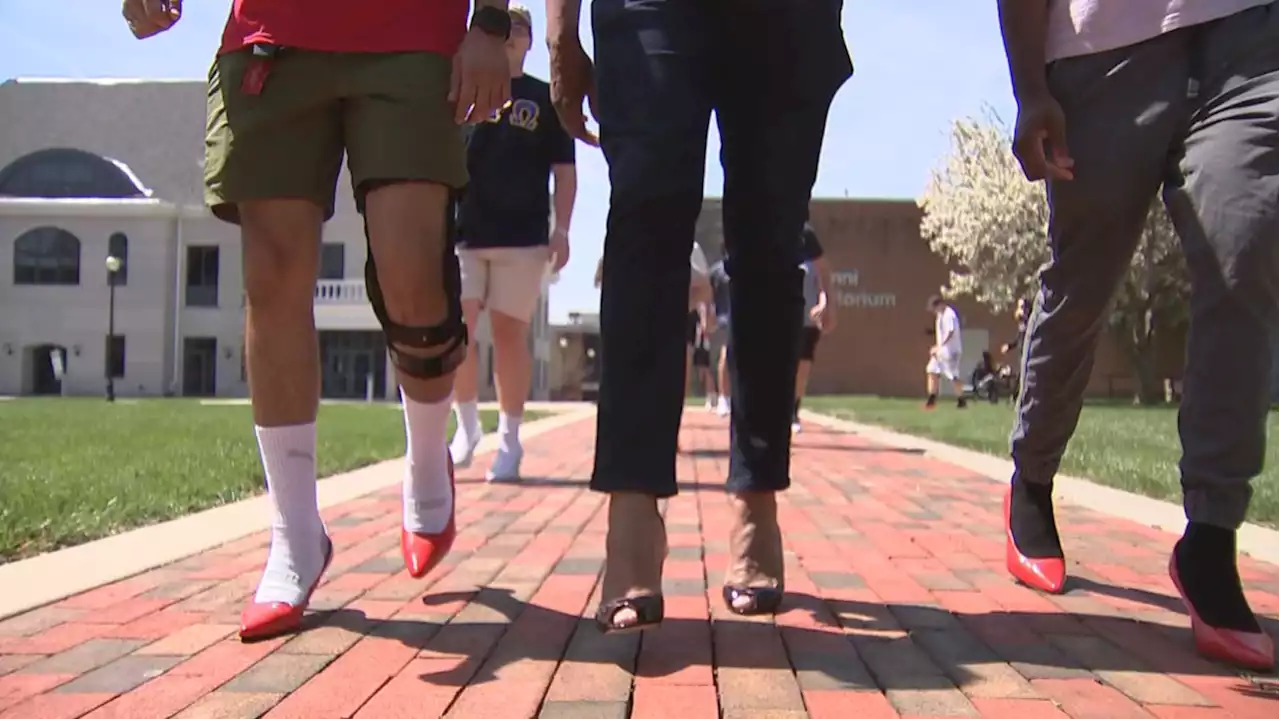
[0,399,509,562]
[806,396,1279,528]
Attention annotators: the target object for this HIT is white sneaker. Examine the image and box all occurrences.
[716,396,731,418]
[448,423,483,468]
[486,443,523,482]
[704,395,717,410]
[791,420,802,434]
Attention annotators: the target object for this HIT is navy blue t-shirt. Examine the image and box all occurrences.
[456,74,576,249]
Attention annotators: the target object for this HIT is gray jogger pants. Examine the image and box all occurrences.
[1010,4,1278,530]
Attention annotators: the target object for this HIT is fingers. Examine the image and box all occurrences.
[143,0,173,27]
[1044,112,1075,180]
[452,64,474,124]
[553,245,570,272]
[583,78,601,146]
[1012,133,1050,182]
[448,56,462,104]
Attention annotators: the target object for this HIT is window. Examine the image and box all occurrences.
[13,227,81,285]
[319,243,345,280]
[185,246,220,307]
[106,335,126,378]
[107,232,128,286]
[0,148,148,199]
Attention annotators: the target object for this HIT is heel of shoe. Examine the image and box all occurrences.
[723,491,785,616]
[1003,487,1066,594]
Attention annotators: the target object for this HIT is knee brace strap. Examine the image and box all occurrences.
[362,207,468,380]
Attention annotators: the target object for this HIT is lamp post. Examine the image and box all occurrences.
[105,255,122,402]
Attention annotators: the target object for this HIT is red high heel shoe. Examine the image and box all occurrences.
[1168,552,1275,671]
[239,534,333,641]
[401,457,457,578]
[1003,489,1066,594]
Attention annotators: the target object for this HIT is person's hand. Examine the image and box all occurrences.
[1000,343,1012,354]
[450,27,511,125]
[548,34,599,146]
[550,228,571,272]
[810,299,835,334]
[123,0,181,38]
[817,304,837,334]
[1012,90,1074,182]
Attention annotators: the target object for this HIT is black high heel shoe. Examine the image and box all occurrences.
[595,492,668,634]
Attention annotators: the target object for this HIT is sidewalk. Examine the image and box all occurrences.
[0,410,1275,719]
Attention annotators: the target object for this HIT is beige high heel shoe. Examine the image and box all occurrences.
[722,491,784,615]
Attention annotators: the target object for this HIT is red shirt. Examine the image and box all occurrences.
[220,0,468,56]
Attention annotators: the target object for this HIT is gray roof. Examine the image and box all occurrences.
[0,79,212,206]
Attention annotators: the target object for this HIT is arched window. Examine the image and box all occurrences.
[13,227,82,286]
[0,148,149,199]
[108,232,129,286]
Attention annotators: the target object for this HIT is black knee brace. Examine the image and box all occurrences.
[361,200,468,380]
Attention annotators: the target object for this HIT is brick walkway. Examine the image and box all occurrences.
[0,411,1276,719]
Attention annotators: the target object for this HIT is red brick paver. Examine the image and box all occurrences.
[0,412,1275,718]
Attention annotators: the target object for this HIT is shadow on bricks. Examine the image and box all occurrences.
[280,584,1275,694]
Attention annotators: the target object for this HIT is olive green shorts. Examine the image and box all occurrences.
[203,49,467,223]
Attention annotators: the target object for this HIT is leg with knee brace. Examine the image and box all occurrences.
[362,208,468,379]
[362,203,466,577]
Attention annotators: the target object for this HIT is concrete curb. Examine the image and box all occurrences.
[799,409,1279,566]
[0,405,596,621]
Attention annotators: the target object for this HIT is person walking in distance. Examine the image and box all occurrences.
[548,0,852,633]
[123,0,510,640]
[707,257,733,417]
[449,5,578,482]
[691,304,718,409]
[998,0,1276,670]
[792,221,835,433]
[924,295,967,409]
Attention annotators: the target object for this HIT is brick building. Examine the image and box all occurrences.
[694,198,1176,398]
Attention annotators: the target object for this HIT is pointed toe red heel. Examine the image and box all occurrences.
[1168,552,1276,671]
[1004,489,1066,594]
[239,534,334,642]
[402,458,458,579]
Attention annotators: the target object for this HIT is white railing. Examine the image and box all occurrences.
[314,279,367,305]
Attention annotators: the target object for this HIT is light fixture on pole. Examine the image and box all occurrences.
[105,254,122,402]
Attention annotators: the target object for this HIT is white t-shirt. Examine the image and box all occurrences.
[1046,0,1270,62]
[935,306,962,358]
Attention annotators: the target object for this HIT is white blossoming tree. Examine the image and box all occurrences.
[918,110,1188,404]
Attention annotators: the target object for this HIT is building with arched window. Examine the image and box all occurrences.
[0,78,551,398]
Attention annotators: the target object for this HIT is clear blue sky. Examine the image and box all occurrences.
[0,0,1015,323]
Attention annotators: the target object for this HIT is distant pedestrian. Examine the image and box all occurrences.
[924,295,967,409]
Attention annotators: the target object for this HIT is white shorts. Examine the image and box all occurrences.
[458,246,548,322]
[926,352,961,380]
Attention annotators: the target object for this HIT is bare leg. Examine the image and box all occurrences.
[488,309,532,480]
[448,299,485,466]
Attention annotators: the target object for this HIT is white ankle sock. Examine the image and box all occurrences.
[498,411,522,453]
[403,391,454,534]
[455,401,481,434]
[254,423,327,605]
